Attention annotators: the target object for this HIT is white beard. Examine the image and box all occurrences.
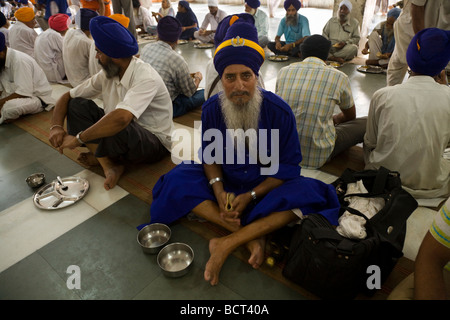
[220,89,262,159]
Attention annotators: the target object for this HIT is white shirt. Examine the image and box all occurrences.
[63,28,93,87]
[34,28,65,83]
[69,57,174,151]
[364,76,450,199]
[0,48,54,105]
[200,9,227,31]
[8,21,37,58]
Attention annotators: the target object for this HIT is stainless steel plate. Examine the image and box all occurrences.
[194,43,214,49]
[357,65,384,74]
[33,176,89,210]
[268,55,289,62]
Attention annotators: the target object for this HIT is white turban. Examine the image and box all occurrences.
[208,0,218,7]
[339,0,352,12]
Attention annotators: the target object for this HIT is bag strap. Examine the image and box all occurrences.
[207,75,221,100]
[372,166,390,195]
[311,228,358,254]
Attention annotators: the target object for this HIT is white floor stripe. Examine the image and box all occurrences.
[0,169,128,273]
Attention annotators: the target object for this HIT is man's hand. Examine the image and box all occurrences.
[49,126,67,151]
[57,134,81,154]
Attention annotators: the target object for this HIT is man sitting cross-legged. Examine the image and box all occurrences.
[144,19,340,286]
[49,16,174,191]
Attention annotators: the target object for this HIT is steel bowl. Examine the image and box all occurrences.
[26,173,46,188]
[137,223,171,254]
[157,242,194,278]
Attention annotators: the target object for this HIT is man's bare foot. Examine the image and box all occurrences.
[103,163,125,191]
[77,152,100,167]
[245,237,266,269]
[204,237,230,286]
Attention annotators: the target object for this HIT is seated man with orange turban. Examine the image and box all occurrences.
[34,13,71,83]
[9,7,38,58]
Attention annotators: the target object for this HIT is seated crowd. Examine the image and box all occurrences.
[0,0,449,299]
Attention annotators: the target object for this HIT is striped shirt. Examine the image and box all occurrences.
[276,57,354,168]
[140,41,197,101]
[430,197,450,271]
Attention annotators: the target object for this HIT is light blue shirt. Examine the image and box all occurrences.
[276,13,310,43]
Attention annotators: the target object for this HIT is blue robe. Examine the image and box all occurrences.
[176,2,198,40]
[146,89,340,228]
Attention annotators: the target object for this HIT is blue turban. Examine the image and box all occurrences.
[214,13,255,46]
[76,8,99,31]
[284,0,301,11]
[157,16,182,42]
[387,7,401,19]
[0,32,5,51]
[90,16,139,58]
[406,28,450,77]
[214,19,265,78]
[246,0,260,9]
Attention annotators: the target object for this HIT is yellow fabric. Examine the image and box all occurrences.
[14,7,35,23]
[108,14,130,28]
[214,37,265,59]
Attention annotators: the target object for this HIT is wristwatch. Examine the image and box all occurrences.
[250,190,257,201]
[76,131,86,145]
[209,177,222,186]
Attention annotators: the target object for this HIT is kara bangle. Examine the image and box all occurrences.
[49,124,64,131]
[250,190,257,201]
[76,131,86,145]
[209,177,223,187]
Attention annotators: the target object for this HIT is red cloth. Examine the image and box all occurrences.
[48,13,71,32]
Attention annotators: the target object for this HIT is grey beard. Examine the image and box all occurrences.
[100,59,121,78]
[286,14,298,26]
[220,88,262,132]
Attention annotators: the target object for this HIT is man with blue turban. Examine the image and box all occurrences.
[244,0,269,48]
[362,7,401,67]
[267,0,310,57]
[365,28,450,200]
[145,19,341,286]
[322,0,360,63]
[49,16,174,191]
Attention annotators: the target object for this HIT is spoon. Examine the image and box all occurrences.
[57,176,68,191]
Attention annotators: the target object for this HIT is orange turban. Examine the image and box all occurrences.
[14,7,35,23]
[108,14,130,28]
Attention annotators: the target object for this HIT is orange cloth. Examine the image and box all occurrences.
[80,0,111,16]
[108,13,130,28]
[14,7,35,22]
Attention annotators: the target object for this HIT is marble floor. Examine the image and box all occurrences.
[0,3,441,304]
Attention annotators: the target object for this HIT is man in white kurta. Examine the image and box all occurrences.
[50,16,174,191]
[9,7,38,58]
[0,35,55,124]
[34,14,70,84]
[193,0,227,43]
[364,28,450,199]
[63,8,98,87]
[244,0,269,48]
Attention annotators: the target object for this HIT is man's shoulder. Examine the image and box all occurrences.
[261,89,294,115]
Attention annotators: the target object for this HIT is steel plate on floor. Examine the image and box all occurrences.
[268,55,289,62]
[33,176,89,210]
[357,65,384,74]
[194,43,214,49]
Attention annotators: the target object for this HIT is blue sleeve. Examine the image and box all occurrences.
[276,18,286,37]
[300,15,311,37]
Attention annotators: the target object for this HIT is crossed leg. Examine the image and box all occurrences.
[191,200,298,285]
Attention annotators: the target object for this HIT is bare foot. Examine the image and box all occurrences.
[103,163,125,191]
[77,152,100,167]
[204,237,230,286]
[245,237,266,269]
